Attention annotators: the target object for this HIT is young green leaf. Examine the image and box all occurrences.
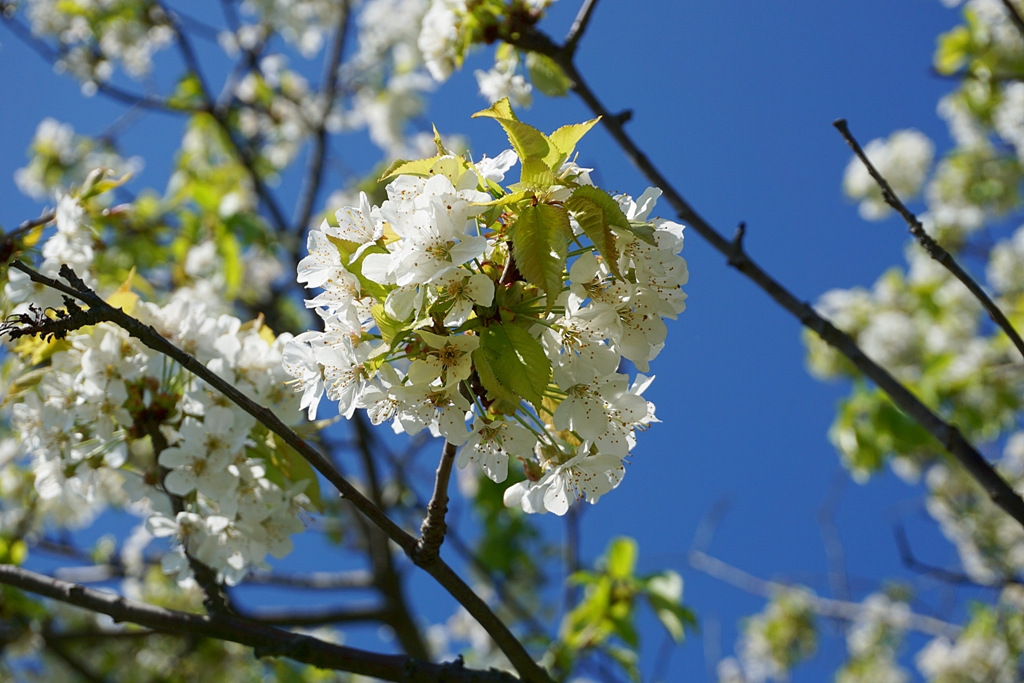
[371,304,410,345]
[606,536,638,579]
[473,347,524,414]
[525,51,572,97]
[473,98,553,162]
[566,191,621,278]
[510,203,570,307]
[518,157,559,190]
[549,118,601,166]
[478,322,552,407]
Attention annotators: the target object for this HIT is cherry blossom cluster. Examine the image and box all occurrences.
[21,0,174,93]
[2,196,310,586]
[284,108,688,515]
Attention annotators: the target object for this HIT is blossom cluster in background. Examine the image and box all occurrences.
[2,194,311,586]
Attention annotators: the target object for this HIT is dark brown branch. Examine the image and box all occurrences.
[1001,0,1024,39]
[413,441,458,566]
[834,118,1024,361]
[0,564,520,683]
[505,26,1024,534]
[7,261,552,683]
[564,0,600,56]
[236,603,389,627]
[293,1,351,236]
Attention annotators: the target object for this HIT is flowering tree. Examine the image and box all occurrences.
[1,1,1024,682]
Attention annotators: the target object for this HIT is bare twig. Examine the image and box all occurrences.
[894,523,1024,587]
[564,0,601,56]
[816,474,850,605]
[156,3,291,234]
[0,564,520,683]
[413,440,458,565]
[834,118,1024,361]
[6,261,552,683]
[688,549,960,639]
[1000,0,1024,39]
[504,25,1024,534]
[0,13,183,113]
[351,412,431,660]
[293,1,351,236]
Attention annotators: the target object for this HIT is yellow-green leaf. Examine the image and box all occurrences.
[478,322,551,408]
[548,118,600,169]
[371,303,410,345]
[510,203,570,307]
[566,192,621,278]
[473,99,552,163]
[526,51,572,98]
[473,347,521,415]
[607,536,637,579]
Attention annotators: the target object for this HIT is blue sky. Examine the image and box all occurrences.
[0,2,985,681]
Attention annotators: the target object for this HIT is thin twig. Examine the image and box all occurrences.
[0,13,183,113]
[292,1,351,236]
[1000,0,1024,39]
[894,523,1024,587]
[0,564,519,683]
[816,474,850,605]
[6,261,552,683]
[688,550,960,638]
[245,569,374,590]
[564,0,601,56]
[834,118,1024,361]
[156,1,291,234]
[413,440,458,565]
[504,25,1024,534]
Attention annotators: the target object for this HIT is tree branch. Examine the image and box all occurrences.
[1001,0,1024,40]
[413,440,458,566]
[564,0,601,56]
[893,523,1024,587]
[351,412,431,660]
[292,1,351,236]
[0,564,520,683]
[235,603,389,627]
[688,550,960,638]
[504,26,1024,534]
[834,118,1024,361]
[5,260,552,683]
[150,0,290,235]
